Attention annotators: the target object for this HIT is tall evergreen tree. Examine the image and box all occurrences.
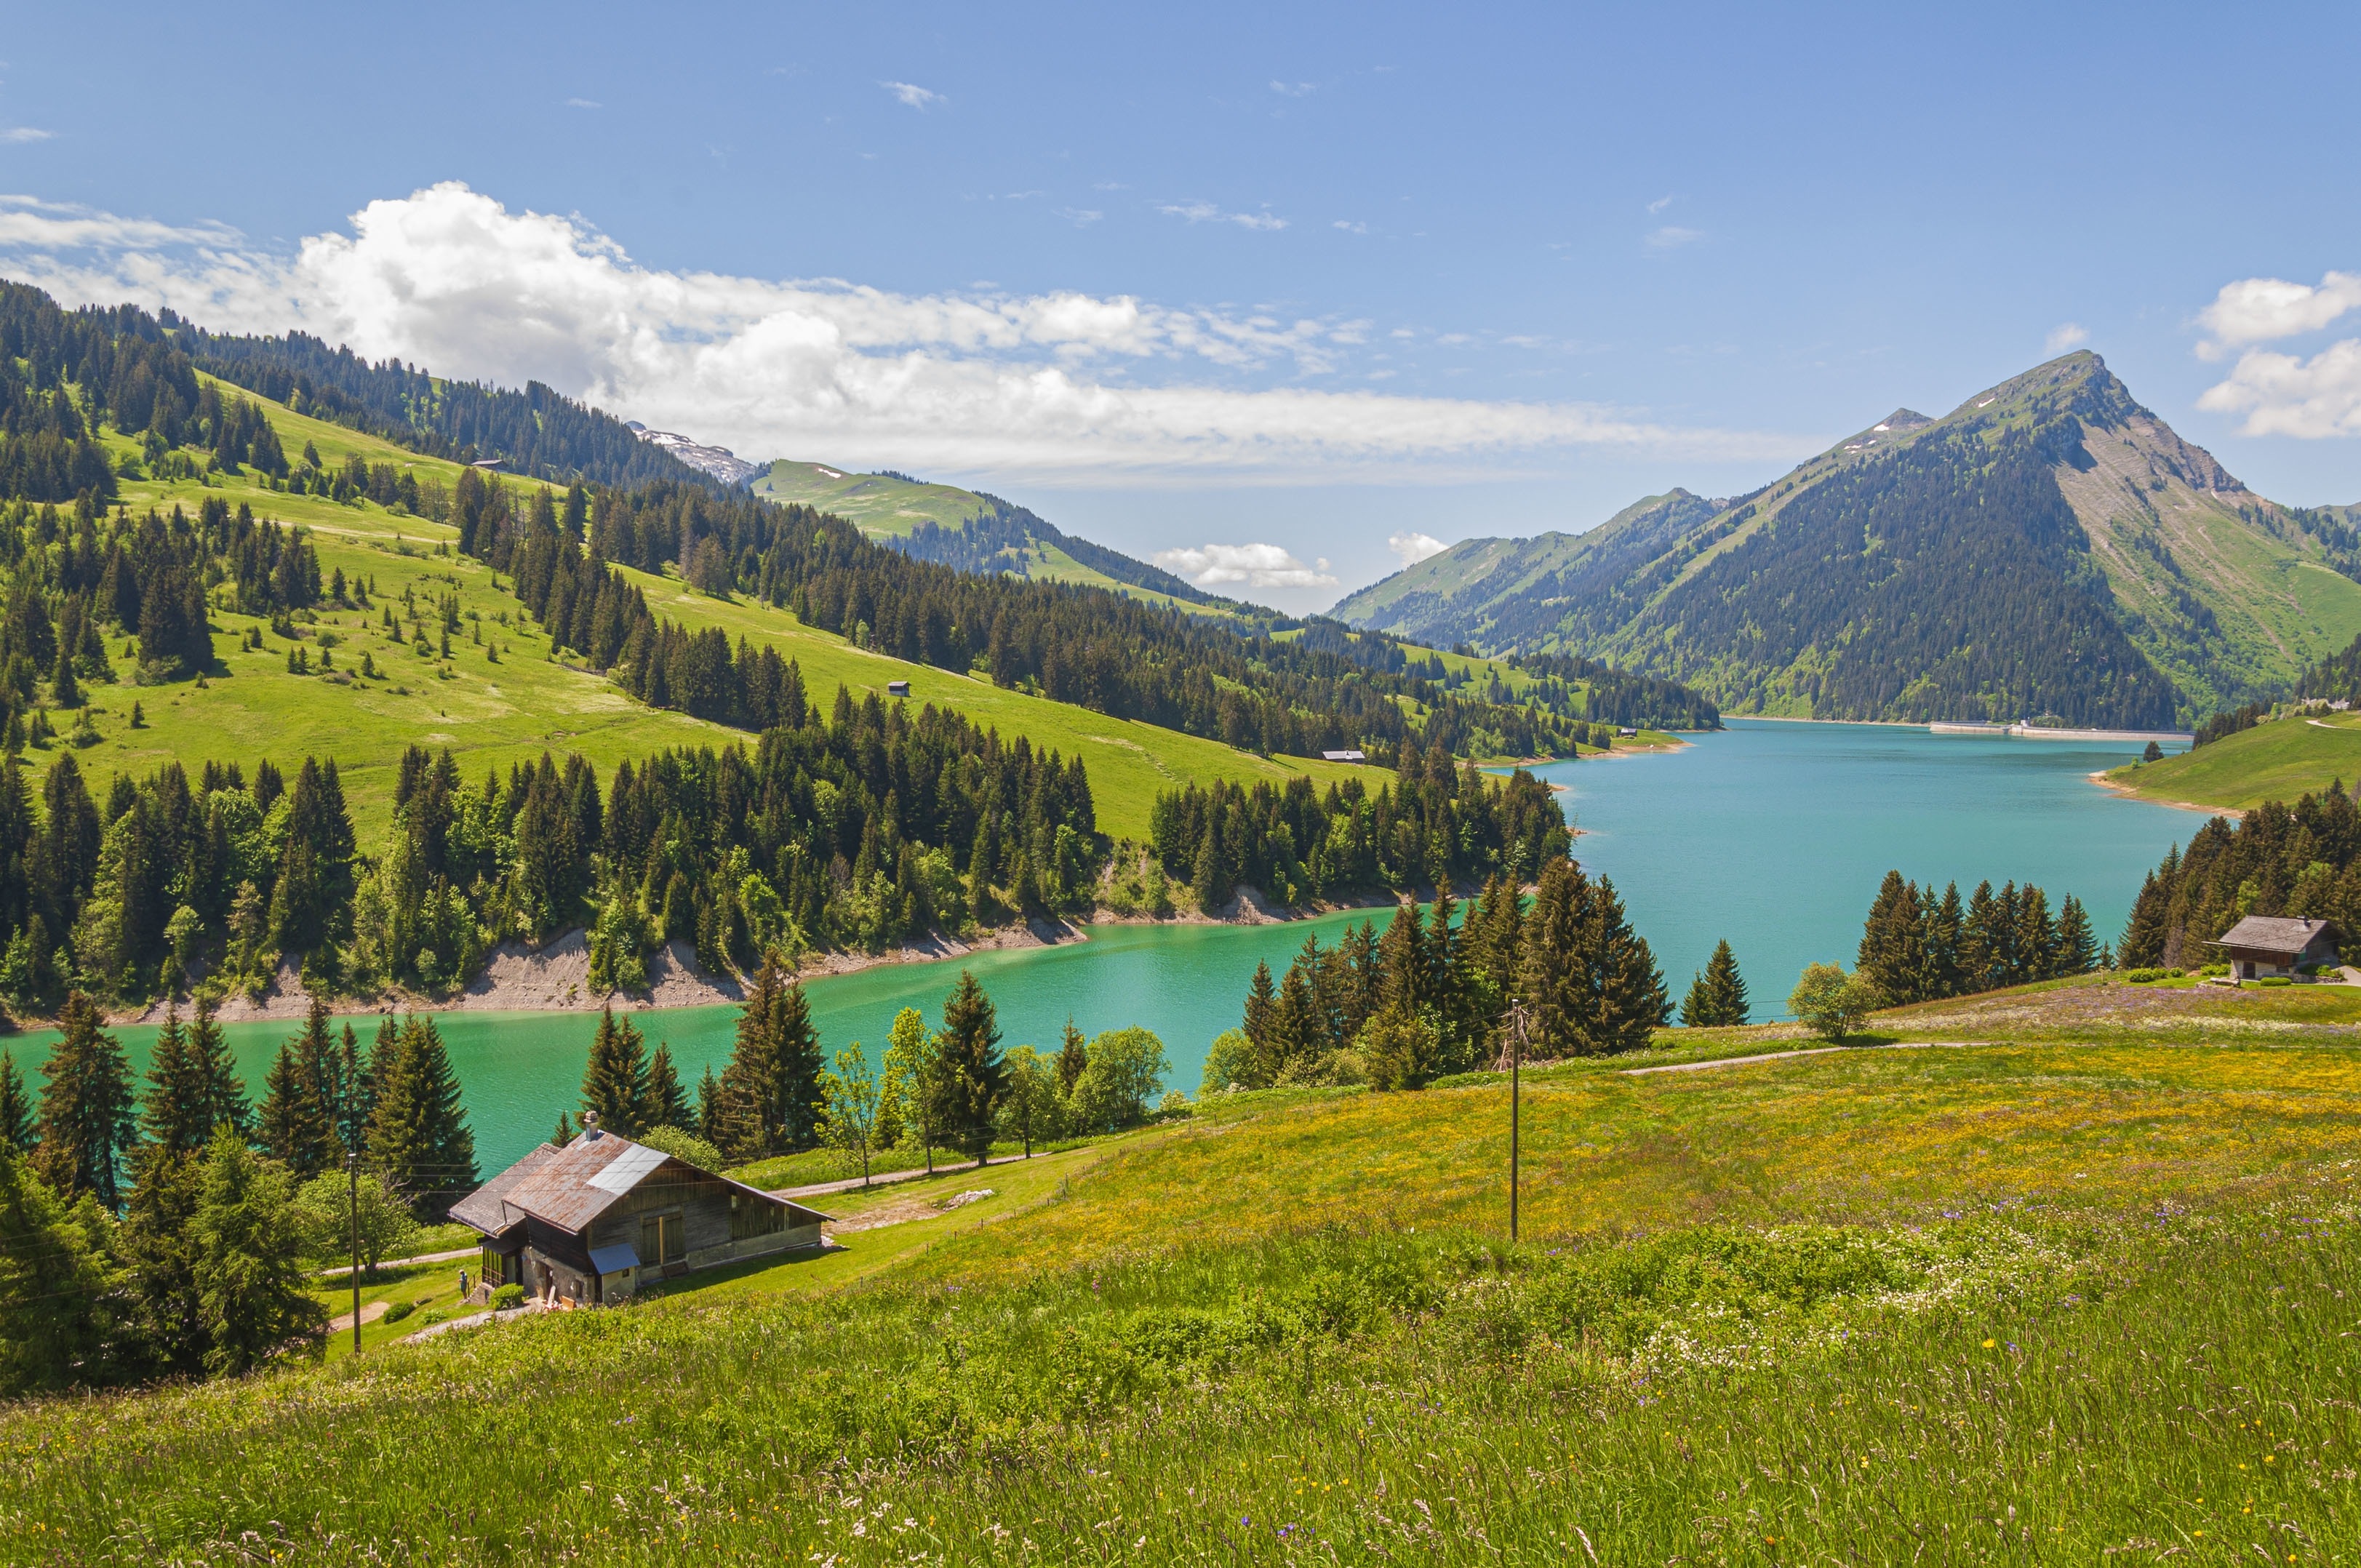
[934,969,1006,1165]
[1855,871,1925,1004]
[710,959,824,1158]
[1583,875,1669,1052]
[1053,1017,1088,1098]
[0,1050,31,1152]
[2056,895,2099,975]
[645,1040,691,1131]
[192,1128,324,1375]
[1679,938,1749,1027]
[257,1001,339,1178]
[185,995,247,1140]
[1241,961,1278,1055]
[33,992,136,1208]
[364,1017,476,1218]
[0,1145,129,1396]
[139,1002,207,1157]
[580,1005,652,1137]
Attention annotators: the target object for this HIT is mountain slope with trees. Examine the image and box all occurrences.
[1334,354,2361,727]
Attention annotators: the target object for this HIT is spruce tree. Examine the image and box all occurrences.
[121,1133,207,1375]
[713,961,787,1158]
[257,1001,340,1178]
[192,1129,324,1375]
[337,1021,370,1154]
[1241,961,1277,1052]
[645,1041,690,1131]
[695,1065,720,1140]
[32,994,137,1209]
[1679,939,1749,1027]
[1855,871,1925,1005]
[551,1110,575,1147]
[772,975,826,1151]
[1585,876,1668,1053]
[49,643,79,709]
[1053,1017,1088,1098]
[139,1002,207,1156]
[365,1017,476,1218]
[935,969,1006,1165]
[2056,895,2098,975]
[580,1005,652,1136]
[0,1050,30,1152]
[1517,859,1586,1059]
[0,1145,129,1395]
[185,995,248,1140]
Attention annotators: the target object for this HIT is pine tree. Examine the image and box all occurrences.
[2055,895,2098,975]
[138,1002,204,1156]
[1855,871,1925,1005]
[121,1135,207,1374]
[192,1129,324,1375]
[49,643,79,710]
[712,960,823,1159]
[935,970,1006,1165]
[1586,876,1669,1052]
[0,1050,30,1151]
[185,995,248,1140]
[1517,859,1586,1059]
[551,1110,576,1147]
[1679,939,1749,1027]
[1241,961,1278,1053]
[580,1005,652,1136]
[1053,1017,1088,1098]
[645,1041,690,1131]
[772,975,826,1151]
[257,1000,340,1178]
[365,1017,476,1218]
[0,1145,129,1396]
[1191,811,1226,911]
[2120,863,2170,969]
[337,1021,370,1154]
[695,1065,719,1140]
[967,815,996,927]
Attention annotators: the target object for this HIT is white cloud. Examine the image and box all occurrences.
[2045,321,2089,353]
[564,97,602,110]
[1387,530,1447,567]
[1055,207,1102,228]
[1269,81,1317,97]
[1646,194,1674,215]
[1333,219,1367,235]
[881,81,942,110]
[2196,270,2361,360]
[1645,225,1703,250]
[1,128,55,144]
[0,182,1810,483]
[2197,340,2361,438]
[1154,543,1338,589]
[1158,201,1287,232]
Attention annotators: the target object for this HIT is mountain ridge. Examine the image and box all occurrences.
[1333,353,2361,726]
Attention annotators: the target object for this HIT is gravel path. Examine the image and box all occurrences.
[1622,1041,1979,1076]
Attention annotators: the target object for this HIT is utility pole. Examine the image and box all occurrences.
[1504,1000,1529,1244]
[347,1149,362,1355]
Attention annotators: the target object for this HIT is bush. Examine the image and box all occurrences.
[491,1283,525,1311]
[2125,967,2169,983]
[1788,962,1878,1041]
[2258,975,2293,987]
[636,1124,727,1172]
[381,1300,416,1324]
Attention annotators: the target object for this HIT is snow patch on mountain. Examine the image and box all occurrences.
[624,421,762,487]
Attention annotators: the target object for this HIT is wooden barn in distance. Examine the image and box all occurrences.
[2208,916,2340,982]
[452,1114,828,1306]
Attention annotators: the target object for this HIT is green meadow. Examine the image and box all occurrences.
[2104,711,2361,815]
[9,980,2360,1564]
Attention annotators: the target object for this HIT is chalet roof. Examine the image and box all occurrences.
[451,1132,830,1240]
[2208,916,2334,956]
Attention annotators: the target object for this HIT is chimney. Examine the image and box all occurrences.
[582,1111,602,1141]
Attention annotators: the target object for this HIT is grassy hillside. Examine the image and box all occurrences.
[751,460,1223,615]
[11,983,2361,1561]
[53,383,1359,841]
[2103,708,2361,812]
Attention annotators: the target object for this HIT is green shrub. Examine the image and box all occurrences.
[2259,975,2293,987]
[636,1124,728,1172]
[2125,967,2168,983]
[491,1284,525,1311]
[381,1300,416,1324]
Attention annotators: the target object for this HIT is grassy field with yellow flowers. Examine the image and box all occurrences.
[5,997,2361,1564]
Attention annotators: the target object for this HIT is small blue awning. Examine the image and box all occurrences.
[588,1241,641,1276]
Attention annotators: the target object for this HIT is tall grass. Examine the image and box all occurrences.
[4,1207,2354,1562]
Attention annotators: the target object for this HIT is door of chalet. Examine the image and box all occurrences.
[639,1213,687,1277]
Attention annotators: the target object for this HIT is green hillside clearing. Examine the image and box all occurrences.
[44,383,1361,841]
[2104,709,2361,813]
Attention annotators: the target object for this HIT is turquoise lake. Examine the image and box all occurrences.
[5,719,2201,1172]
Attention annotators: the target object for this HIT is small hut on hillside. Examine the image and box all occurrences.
[2208,916,2339,982]
[452,1115,828,1306]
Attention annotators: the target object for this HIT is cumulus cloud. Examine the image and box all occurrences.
[1388,530,1447,568]
[2045,322,2089,353]
[2191,268,2361,437]
[0,182,1810,483]
[1154,543,1338,590]
[1,128,55,144]
[2197,340,2361,438]
[882,81,942,109]
[1645,225,1702,250]
[2196,270,2361,359]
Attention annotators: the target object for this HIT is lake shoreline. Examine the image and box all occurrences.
[2085,768,2242,820]
[74,886,1419,1032]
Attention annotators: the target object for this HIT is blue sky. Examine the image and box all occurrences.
[3,1,2359,611]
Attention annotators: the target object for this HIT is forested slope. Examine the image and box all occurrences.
[1337,354,2361,727]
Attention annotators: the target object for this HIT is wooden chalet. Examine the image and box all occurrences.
[2208,916,2340,981]
[451,1114,828,1306]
